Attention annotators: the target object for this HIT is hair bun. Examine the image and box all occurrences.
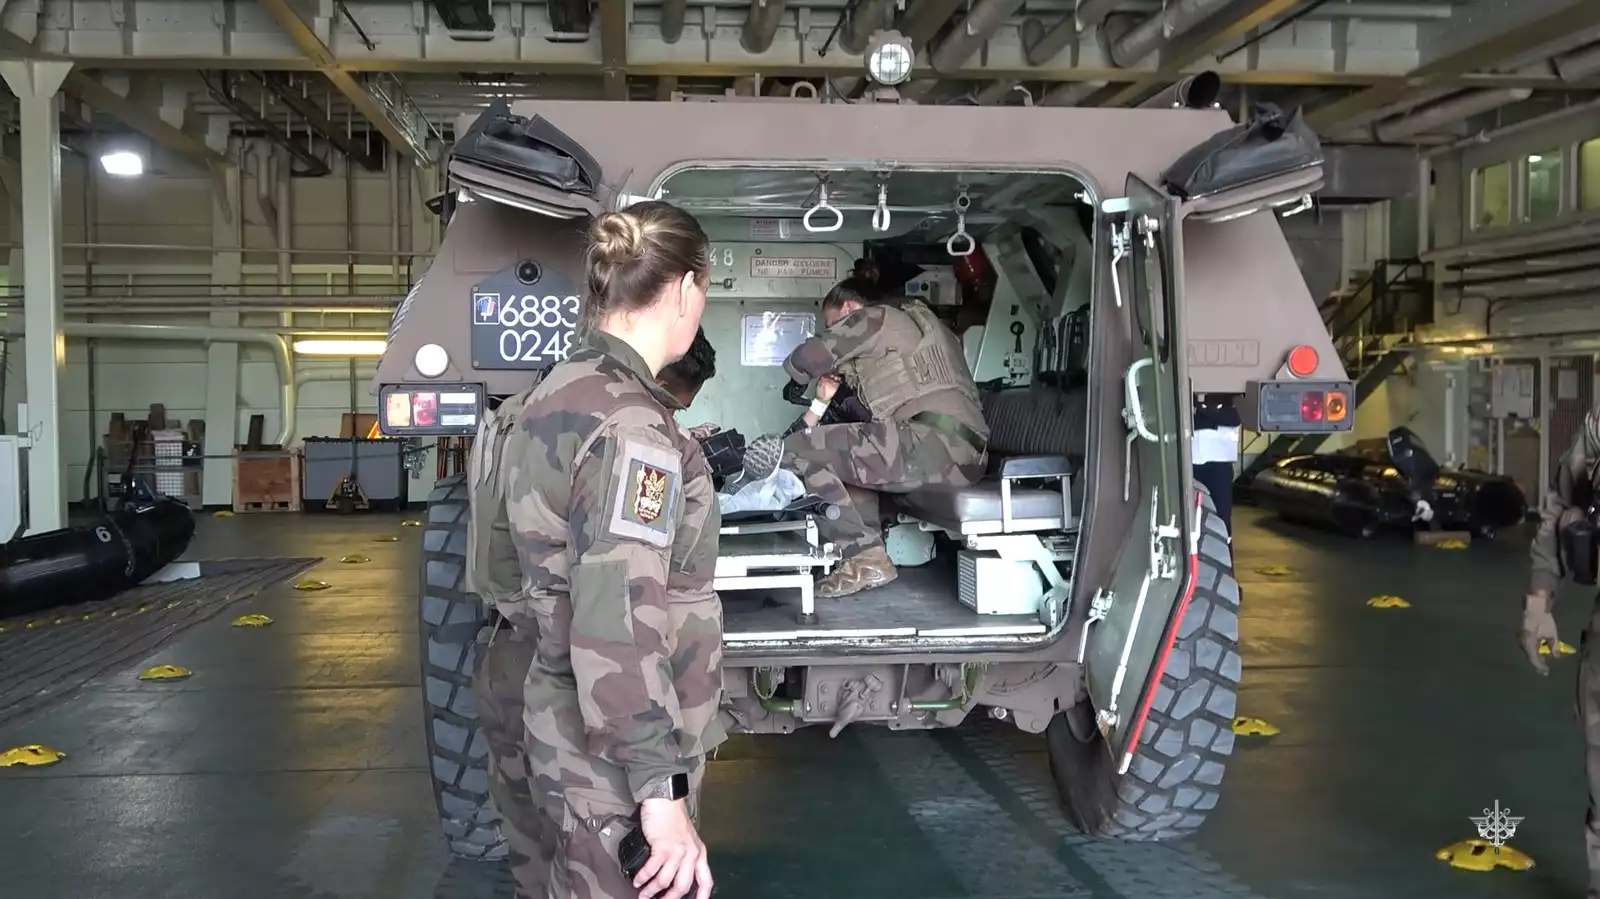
[591,212,645,264]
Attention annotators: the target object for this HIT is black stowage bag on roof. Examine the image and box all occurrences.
[453,99,603,197]
[1161,103,1323,200]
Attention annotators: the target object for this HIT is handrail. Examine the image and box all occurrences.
[1322,257,1426,362]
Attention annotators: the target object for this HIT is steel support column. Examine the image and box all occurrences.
[0,59,72,534]
[204,119,243,508]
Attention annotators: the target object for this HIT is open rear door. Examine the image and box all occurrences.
[1083,173,1196,773]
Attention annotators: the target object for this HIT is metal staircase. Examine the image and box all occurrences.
[1237,258,1432,482]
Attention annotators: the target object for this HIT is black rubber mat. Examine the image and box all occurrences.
[0,557,317,724]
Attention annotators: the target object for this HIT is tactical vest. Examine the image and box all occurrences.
[845,300,978,421]
[464,381,541,606]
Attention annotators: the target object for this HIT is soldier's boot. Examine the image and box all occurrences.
[817,546,897,598]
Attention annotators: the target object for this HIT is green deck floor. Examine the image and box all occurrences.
[0,505,1589,898]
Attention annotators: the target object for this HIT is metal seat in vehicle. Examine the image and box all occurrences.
[897,385,1086,536]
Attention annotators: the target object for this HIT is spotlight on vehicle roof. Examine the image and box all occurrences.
[99,150,144,177]
[865,31,914,87]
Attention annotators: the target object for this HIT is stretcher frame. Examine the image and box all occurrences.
[714,516,838,625]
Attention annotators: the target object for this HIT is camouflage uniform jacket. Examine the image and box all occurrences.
[1530,428,1599,596]
[783,301,987,435]
[502,329,727,803]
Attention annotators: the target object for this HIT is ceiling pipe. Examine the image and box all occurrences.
[742,0,789,54]
[0,320,299,447]
[974,79,1023,104]
[1371,88,1533,142]
[1137,71,1222,109]
[840,0,897,54]
[1553,40,1600,81]
[928,0,1027,74]
[660,0,687,42]
[8,305,398,316]
[1102,0,1235,69]
[1039,80,1106,106]
[1019,0,1120,66]
[1425,96,1600,157]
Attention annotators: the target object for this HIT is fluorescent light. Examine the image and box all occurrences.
[1528,155,1543,163]
[99,151,144,177]
[293,339,387,357]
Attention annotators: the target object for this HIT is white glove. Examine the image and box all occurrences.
[1412,499,1434,523]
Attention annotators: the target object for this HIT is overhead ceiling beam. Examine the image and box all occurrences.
[598,0,629,101]
[1098,0,1306,106]
[1306,0,1600,131]
[0,27,229,168]
[62,72,231,167]
[255,0,432,162]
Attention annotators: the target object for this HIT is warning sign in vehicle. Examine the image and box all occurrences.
[750,256,837,280]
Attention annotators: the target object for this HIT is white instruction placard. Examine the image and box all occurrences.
[750,256,837,280]
[741,312,816,367]
[1491,363,1535,419]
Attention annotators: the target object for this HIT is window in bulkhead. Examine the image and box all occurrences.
[1524,149,1562,222]
[1581,137,1600,211]
[1472,162,1510,230]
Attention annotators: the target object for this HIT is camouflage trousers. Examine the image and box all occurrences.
[1581,602,1600,898]
[472,620,557,899]
[538,766,706,899]
[784,416,985,557]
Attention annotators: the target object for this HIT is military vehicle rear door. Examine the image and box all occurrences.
[1083,173,1197,774]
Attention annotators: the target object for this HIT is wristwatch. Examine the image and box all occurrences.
[640,772,690,802]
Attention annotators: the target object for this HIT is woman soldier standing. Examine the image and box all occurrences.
[501,201,723,899]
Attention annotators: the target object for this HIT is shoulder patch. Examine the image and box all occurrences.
[607,437,682,547]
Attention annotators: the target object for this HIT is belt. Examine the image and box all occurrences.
[911,410,988,454]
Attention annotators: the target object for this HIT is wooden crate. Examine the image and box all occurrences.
[234,449,302,512]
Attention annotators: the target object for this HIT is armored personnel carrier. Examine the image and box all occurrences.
[372,65,1352,859]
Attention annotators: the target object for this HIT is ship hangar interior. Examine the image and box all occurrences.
[3,1,1600,897]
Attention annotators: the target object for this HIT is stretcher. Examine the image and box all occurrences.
[715,513,838,626]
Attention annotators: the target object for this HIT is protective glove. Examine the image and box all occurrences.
[1411,498,1434,523]
[1519,592,1560,676]
[742,434,784,482]
[687,422,719,440]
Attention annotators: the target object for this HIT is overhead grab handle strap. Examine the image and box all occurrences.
[803,182,844,233]
[871,184,892,232]
[946,187,975,256]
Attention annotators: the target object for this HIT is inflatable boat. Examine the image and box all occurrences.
[0,495,196,619]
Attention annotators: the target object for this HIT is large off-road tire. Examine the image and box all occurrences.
[1046,485,1241,841]
[419,474,506,860]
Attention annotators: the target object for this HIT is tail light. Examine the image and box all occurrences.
[1324,390,1349,422]
[1300,391,1324,421]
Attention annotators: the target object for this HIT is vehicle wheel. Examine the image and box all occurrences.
[1046,485,1240,841]
[419,474,506,861]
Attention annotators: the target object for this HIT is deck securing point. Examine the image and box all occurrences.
[1435,839,1534,872]
[339,554,370,564]
[213,510,235,517]
[231,614,274,628]
[1230,717,1280,736]
[401,520,421,527]
[374,536,400,543]
[0,744,66,767]
[293,579,331,591]
[1366,595,1410,609]
[1256,565,1293,577]
[137,663,193,681]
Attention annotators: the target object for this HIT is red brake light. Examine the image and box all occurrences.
[1300,391,1325,421]
[1287,345,1319,378]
